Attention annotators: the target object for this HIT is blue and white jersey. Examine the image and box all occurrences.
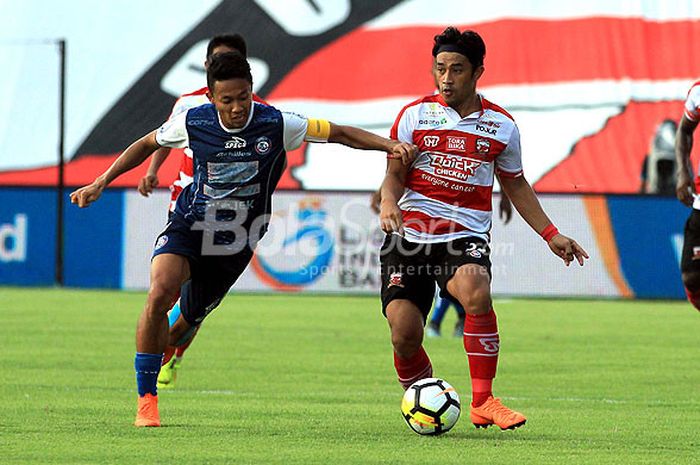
[155,102,308,234]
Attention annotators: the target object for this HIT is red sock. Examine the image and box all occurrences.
[685,287,700,311]
[175,335,194,358]
[175,325,200,357]
[463,309,499,407]
[162,346,176,365]
[394,346,433,390]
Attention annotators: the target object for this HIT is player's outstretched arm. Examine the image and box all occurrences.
[379,159,410,236]
[500,175,589,266]
[328,123,417,165]
[138,146,171,197]
[71,131,161,208]
[675,115,698,206]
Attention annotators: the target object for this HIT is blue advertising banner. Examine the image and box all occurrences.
[0,189,57,285]
[606,196,687,299]
[63,191,124,288]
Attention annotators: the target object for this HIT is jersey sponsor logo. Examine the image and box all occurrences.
[419,118,447,126]
[225,137,247,149]
[446,136,466,152]
[215,150,252,158]
[423,135,440,148]
[188,119,215,127]
[475,123,497,135]
[389,272,404,288]
[476,138,491,154]
[479,119,501,129]
[155,235,168,250]
[423,103,445,118]
[429,153,483,180]
[479,337,500,353]
[255,136,272,155]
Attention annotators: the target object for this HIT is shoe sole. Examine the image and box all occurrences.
[472,419,527,430]
[134,419,161,427]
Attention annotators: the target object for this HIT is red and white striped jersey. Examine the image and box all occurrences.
[391,94,523,243]
[165,87,268,212]
[682,81,700,210]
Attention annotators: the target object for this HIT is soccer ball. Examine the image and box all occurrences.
[400,378,461,435]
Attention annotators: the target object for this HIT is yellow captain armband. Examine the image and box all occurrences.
[306,118,331,142]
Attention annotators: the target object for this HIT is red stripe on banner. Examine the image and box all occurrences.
[534,100,687,193]
[402,209,472,235]
[406,169,493,211]
[269,18,700,100]
[0,148,304,190]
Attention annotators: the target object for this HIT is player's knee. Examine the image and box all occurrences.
[682,272,700,292]
[450,282,491,314]
[389,319,423,358]
[392,330,422,359]
[147,280,180,313]
[447,265,491,313]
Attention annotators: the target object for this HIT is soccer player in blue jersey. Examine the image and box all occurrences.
[71,51,417,427]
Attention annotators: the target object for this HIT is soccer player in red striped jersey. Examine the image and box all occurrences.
[675,80,700,311]
[378,27,588,430]
[137,34,268,389]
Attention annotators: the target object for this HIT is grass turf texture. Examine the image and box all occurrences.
[1,288,698,465]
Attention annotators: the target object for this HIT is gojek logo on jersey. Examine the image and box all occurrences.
[251,198,334,291]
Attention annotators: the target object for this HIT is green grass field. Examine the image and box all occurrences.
[1,288,698,465]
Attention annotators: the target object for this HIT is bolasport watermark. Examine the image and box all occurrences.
[185,198,517,276]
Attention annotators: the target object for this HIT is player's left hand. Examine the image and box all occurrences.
[548,234,589,266]
[388,142,418,165]
[70,181,105,208]
[499,196,513,224]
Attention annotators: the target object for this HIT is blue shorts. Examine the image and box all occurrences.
[152,214,253,326]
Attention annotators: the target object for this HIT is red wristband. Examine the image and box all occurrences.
[540,224,559,242]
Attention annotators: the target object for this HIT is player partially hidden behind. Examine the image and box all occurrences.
[675,81,700,312]
[378,27,588,431]
[71,52,417,427]
[137,34,267,390]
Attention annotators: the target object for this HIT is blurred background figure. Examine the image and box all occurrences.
[426,293,466,338]
[640,119,678,195]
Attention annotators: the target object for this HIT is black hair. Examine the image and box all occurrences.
[432,27,485,70]
[206,51,253,90]
[206,33,247,59]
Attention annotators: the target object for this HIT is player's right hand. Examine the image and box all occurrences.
[387,142,418,166]
[138,174,159,197]
[380,201,404,236]
[70,182,104,208]
[676,172,695,207]
[548,234,589,266]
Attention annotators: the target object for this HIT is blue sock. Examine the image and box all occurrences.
[430,296,450,325]
[135,352,163,397]
[453,299,466,319]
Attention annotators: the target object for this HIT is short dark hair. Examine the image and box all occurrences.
[432,27,485,70]
[206,34,247,59]
[206,51,253,90]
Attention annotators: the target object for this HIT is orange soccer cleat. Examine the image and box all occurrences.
[134,393,161,427]
[470,396,526,430]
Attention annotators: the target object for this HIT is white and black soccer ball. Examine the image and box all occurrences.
[400,378,461,435]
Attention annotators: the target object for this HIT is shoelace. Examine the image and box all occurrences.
[483,398,516,418]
